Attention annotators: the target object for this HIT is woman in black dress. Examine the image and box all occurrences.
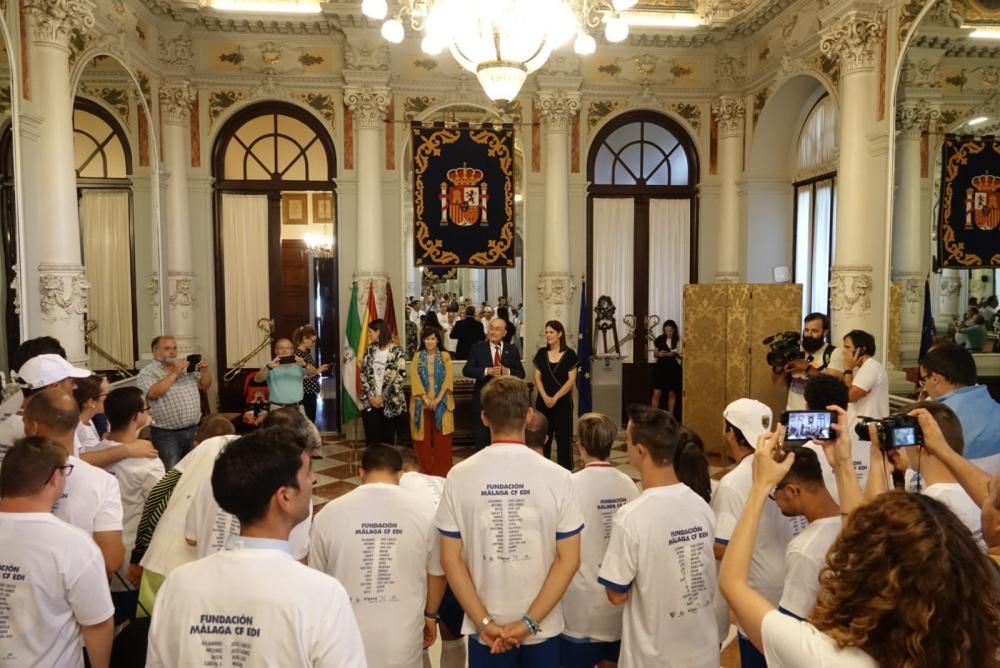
[533,320,579,470]
[651,319,682,415]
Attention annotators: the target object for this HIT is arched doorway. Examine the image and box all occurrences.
[586,110,699,413]
[212,101,339,427]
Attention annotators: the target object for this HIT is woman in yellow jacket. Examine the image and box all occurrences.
[409,326,455,476]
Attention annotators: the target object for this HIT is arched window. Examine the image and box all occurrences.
[793,95,838,317]
[74,101,131,181]
[591,119,690,187]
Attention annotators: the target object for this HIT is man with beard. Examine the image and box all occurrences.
[776,313,844,411]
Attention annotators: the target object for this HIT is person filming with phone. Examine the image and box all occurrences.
[136,335,212,469]
[255,338,321,415]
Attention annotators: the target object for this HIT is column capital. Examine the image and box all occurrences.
[535,90,581,134]
[712,96,745,138]
[891,271,925,305]
[159,80,196,126]
[820,11,885,76]
[895,102,939,139]
[344,84,390,130]
[829,265,874,316]
[38,263,89,323]
[537,273,576,324]
[24,0,95,49]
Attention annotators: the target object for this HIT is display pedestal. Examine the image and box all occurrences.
[592,355,624,429]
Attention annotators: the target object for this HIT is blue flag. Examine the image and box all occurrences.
[918,278,935,361]
[577,280,592,415]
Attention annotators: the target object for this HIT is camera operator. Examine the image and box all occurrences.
[842,329,888,420]
[773,313,844,411]
[862,402,982,542]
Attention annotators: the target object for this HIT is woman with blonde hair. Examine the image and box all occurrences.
[409,326,455,476]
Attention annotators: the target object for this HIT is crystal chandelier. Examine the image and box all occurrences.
[361,0,640,102]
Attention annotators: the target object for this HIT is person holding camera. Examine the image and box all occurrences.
[254,338,320,414]
[719,413,1000,668]
[136,335,212,469]
[774,313,844,411]
[842,329,888,420]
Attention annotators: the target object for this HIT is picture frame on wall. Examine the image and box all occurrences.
[312,192,334,224]
[282,193,308,225]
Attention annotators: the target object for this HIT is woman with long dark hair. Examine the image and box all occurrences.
[360,319,408,446]
[408,326,455,476]
[651,319,682,415]
[532,320,579,470]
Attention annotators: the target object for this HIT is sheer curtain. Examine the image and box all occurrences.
[593,198,634,358]
[222,194,271,368]
[80,190,134,369]
[794,187,813,316]
[648,199,690,346]
[811,182,834,316]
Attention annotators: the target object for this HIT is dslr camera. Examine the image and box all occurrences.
[854,414,923,451]
[763,331,805,373]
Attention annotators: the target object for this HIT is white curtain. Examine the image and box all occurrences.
[811,181,834,316]
[593,198,634,358]
[648,199,690,354]
[80,190,134,369]
[795,187,813,316]
[222,194,271,368]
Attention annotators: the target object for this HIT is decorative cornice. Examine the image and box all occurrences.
[537,273,577,306]
[24,0,96,48]
[536,90,581,133]
[38,264,89,323]
[344,39,389,72]
[895,102,939,138]
[820,11,885,75]
[344,84,390,130]
[159,33,193,71]
[160,80,196,126]
[712,96,745,138]
[829,265,874,315]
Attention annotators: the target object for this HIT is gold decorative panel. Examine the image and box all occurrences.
[887,282,902,370]
[748,284,803,426]
[683,284,730,456]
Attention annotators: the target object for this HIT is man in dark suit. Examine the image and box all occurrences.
[463,317,526,449]
[449,306,486,360]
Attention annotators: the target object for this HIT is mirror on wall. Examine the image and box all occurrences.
[74,55,162,376]
[892,0,1000,366]
[402,105,525,359]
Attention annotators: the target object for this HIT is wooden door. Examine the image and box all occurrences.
[277,239,309,340]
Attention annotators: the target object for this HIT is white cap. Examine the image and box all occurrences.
[723,398,773,448]
[17,354,91,389]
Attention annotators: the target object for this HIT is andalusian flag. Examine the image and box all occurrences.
[342,282,362,423]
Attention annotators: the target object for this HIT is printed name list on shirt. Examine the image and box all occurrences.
[0,563,27,641]
[189,613,262,668]
[668,525,712,617]
[356,522,402,605]
[482,483,531,563]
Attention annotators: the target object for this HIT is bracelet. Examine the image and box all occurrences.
[521,614,541,635]
[424,610,440,621]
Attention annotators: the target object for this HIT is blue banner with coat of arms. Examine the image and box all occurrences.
[939,134,1000,268]
[411,122,515,268]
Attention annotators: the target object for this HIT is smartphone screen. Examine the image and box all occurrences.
[186,354,201,373]
[278,355,296,365]
[783,410,834,441]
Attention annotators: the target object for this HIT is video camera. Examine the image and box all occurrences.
[763,331,805,373]
[854,414,923,451]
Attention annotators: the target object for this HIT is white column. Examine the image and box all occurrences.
[159,80,197,353]
[20,0,96,365]
[821,10,886,340]
[891,103,935,366]
[938,269,962,328]
[344,82,390,302]
[536,89,580,333]
[713,96,746,283]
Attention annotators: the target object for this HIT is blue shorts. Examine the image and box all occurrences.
[438,585,464,638]
[560,636,621,667]
[468,635,560,667]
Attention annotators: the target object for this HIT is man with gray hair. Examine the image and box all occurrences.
[463,318,525,449]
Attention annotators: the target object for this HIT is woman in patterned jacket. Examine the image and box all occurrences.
[360,318,408,446]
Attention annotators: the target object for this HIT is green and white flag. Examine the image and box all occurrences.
[342,282,361,423]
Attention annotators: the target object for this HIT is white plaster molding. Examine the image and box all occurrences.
[715,272,741,284]
[819,11,885,76]
[248,73,294,101]
[168,271,196,309]
[9,264,20,316]
[535,90,581,134]
[24,0,96,48]
[714,53,746,90]
[158,33,193,70]
[891,272,924,305]
[38,263,90,323]
[537,273,577,307]
[344,84,390,130]
[18,113,44,143]
[147,271,160,308]
[829,265,874,315]
[895,102,939,139]
[939,275,962,298]
[712,96,745,138]
[344,39,389,72]
[159,80,195,126]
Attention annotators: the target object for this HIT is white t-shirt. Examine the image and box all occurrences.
[185,476,312,560]
[762,609,877,667]
[75,422,101,454]
[147,539,366,668]
[924,482,984,543]
[849,358,889,421]
[399,471,445,508]
[0,512,115,668]
[778,516,842,619]
[139,435,237,576]
[787,345,845,411]
[434,443,584,642]
[53,455,124,536]
[90,439,165,550]
[563,463,639,642]
[311,483,443,668]
[712,456,802,613]
[597,484,719,668]
[372,348,389,397]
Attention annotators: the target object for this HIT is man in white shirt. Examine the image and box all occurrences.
[842,330,889,421]
[22,388,125,576]
[311,444,446,668]
[147,428,366,667]
[713,398,801,668]
[864,402,984,542]
[0,436,115,668]
[562,413,639,667]
[436,376,582,666]
[598,405,718,668]
[801,374,869,494]
[769,447,841,620]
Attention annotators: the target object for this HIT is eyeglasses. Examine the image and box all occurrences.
[54,464,74,477]
[768,483,789,500]
[918,372,930,386]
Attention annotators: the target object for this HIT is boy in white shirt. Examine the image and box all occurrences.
[562,413,639,667]
[769,447,841,620]
[22,388,125,576]
[436,376,583,666]
[599,405,719,668]
[0,436,115,668]
[311,444,446,668]
[147,428,366,667]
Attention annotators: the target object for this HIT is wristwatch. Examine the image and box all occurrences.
[476,615,494,632]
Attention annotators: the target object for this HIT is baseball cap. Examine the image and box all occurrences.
[723,398,773,448]
[17,354,91,389]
